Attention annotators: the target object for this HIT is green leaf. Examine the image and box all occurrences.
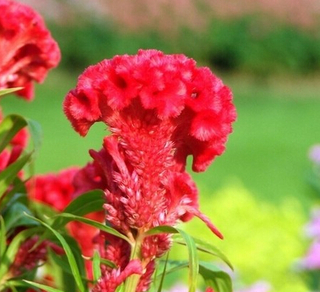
[0,87,23,97]
[156,260,189,279]
[0,216,6,260]
[173,235,233,270]
[199,262,233,292]
[24,213,87,292]
[100,258,117,269]
[53,213,130,244]
[26,119,42,156]
[157,252,169,292]
[52,190,104,229]
[176,228,198,292]
[0,227,42,279]
[0,114,27,154]
[22,280,65,292]
[144,225,179,236]
[3,202,39,231]
[0,153,32,198]
[92,250,102,282]
[64,190,105,215]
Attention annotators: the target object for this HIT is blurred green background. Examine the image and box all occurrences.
[3,1,320,291]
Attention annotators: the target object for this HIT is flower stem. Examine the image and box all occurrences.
[124,233,143,292]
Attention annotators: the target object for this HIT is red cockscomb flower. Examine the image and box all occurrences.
[0,0,60,100]
[64,50,236,290]
[64,49,235,172]
[64,50,235,236]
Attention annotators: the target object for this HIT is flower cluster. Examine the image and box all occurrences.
[0,0,60,100]
[64,49,236,291]
[0,0,62,288]
[0,0,236,291]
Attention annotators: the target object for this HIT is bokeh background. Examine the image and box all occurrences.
[2,1,320,291]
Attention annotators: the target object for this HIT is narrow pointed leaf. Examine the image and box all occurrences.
[26,119,42,156]
[0,114,27,153]
[53,213,130,244]
[173,235,233,270]
[0,87,23,97]
[0,227,42,279]
[24,213,86,292]
[92,250,101,282]
[0,216,6,260]
[52,190,104,229]
[144,225,178,236]
[157,252,169,292]
[0,153,32,198]
[22,280,65,292]
[176,228,198,292]
[155,260,189,279]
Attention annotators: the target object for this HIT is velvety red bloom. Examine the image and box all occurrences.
[27,167,79,211]
[0,0,60,100]
[64,50,235,290]
[64,49,236,172]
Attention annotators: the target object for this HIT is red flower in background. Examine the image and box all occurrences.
[0,0,60,100]
[27,168,105,279]
[9,236,64,277]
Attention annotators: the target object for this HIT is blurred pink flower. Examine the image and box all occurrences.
[309,144,320,165]
[300,240,320,270]
[235,281,271,292]
[0,0,60,100]
[304,208,320,238]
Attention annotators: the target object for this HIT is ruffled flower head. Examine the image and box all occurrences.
[0,0,60,99]
[64,50,236,239]
[64,49,236,172]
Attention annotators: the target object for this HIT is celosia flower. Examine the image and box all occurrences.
[0,0,60,100]
[64,49,236,291]
[64,49,235,235]
[64,49,235,172]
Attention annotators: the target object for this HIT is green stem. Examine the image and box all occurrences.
[124,233,144,292]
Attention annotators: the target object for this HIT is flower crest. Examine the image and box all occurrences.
[64,49,236,172]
